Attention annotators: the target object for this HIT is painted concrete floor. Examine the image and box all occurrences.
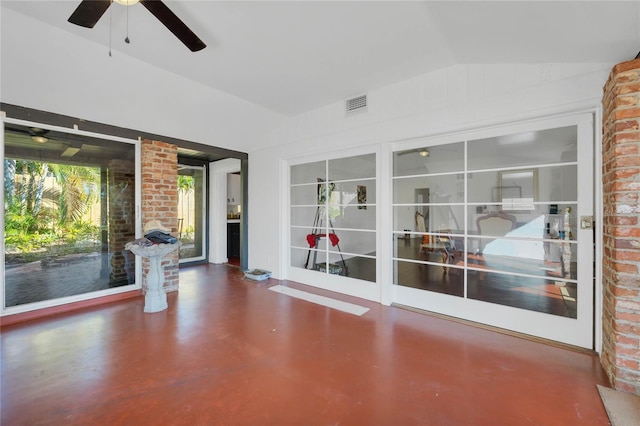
[1,263,610,425]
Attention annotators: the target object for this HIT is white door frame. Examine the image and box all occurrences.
[209,158,240,264]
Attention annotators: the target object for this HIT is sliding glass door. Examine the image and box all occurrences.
[177,165,206,263]
[290,153,377,283]
[3,122,138,309]
[392,114,594,348]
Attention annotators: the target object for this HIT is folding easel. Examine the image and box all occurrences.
[304,205,349,276]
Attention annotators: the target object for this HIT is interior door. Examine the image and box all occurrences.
[392,114,594,349]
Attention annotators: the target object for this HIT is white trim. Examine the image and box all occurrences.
[1,120,5,313]
[593,106,604,354]
[1,285,140,317]
[177,164,207,264]
[209,158,240,264]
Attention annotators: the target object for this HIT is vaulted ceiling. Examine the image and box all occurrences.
[4,1,640,117]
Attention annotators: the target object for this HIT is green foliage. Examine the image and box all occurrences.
[4,159,101,261]
[177,175,195,194]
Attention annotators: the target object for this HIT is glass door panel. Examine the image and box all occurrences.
[392,115,593,348]
[290,153,376,283]
[4,123,137,308]
[177,165,205,263]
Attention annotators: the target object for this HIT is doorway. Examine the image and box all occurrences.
[177,164,206,263]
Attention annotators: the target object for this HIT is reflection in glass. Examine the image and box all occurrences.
[178,165,205,262]
[394,257,464,297]
[332,254,376,282]
[4,126,136,307]
[394,175,464,204]
[468,126,577,170]
[394,206,464,234]
[291,184,320,206]
[290,153,376,282]
[392,124,581,320]
[332,179,376,205]
[329,154,375,180]
[394,142,464,176]
[331,206,376,231]
[467,270,577,318]
[291,161,325,185]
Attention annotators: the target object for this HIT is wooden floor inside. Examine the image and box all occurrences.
[1,264,610,425]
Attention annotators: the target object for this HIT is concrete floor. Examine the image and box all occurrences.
[1,263,610,425]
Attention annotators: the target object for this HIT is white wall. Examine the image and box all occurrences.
[249,62,612,281]
[0,8,284,153]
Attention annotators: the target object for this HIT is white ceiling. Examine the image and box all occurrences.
[3,1,640,117]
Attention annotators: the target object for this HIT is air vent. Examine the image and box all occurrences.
[345,95,367,115]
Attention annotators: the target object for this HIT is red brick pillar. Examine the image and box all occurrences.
[141,140,179,292]
[602,59,640,394]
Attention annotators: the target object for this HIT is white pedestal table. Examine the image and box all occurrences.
[126,242,181,313]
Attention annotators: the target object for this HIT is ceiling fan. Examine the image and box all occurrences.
[397,148,431,157]
[7,127,98,158]
[68,0,206,52]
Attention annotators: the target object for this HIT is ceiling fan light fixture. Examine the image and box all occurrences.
[31,135,48,143]
[419,149,430,157]
[113,0,140,5]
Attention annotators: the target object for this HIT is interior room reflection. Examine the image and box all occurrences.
[393,126,578,318]
[290,154,377,283]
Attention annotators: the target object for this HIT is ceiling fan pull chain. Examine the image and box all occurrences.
[125,2,130,44]
[108,1,113,56]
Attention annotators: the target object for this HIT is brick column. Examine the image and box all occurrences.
[601,59,640,394]
[141,140,179,292]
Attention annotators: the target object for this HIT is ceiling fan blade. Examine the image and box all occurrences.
[141,0,206,52]
[68,0,112,28]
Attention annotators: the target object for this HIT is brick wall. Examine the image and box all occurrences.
[141,140,179,292]
[601,58,640,394]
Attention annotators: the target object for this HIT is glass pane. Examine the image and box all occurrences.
[394,206,464,234]
[394,142,464,176]
[291,182,324,206]
[468,205,578,243]
[304,249,328,272]
[291,226,321,250]
[291,247,315,270]
[467,170,500,204]
[331,206,376,231]
[339,254,375,282]
[291,206,319,227]
[332,179,376,205]
[291,161,326,185]
[394,175,464,204]
[329,153,375,180]
[394,260,464,297]
[328,230,375,256]
[467,271,577,318]
[466,238,576,280]
[178,166,205,262]
[537,165,577,202]
[468,126,577,170]
[4,126,136,307]
[394,232,464,266]
[290,154,376,283]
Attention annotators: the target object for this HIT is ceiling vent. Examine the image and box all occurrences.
[345,94,367,115]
